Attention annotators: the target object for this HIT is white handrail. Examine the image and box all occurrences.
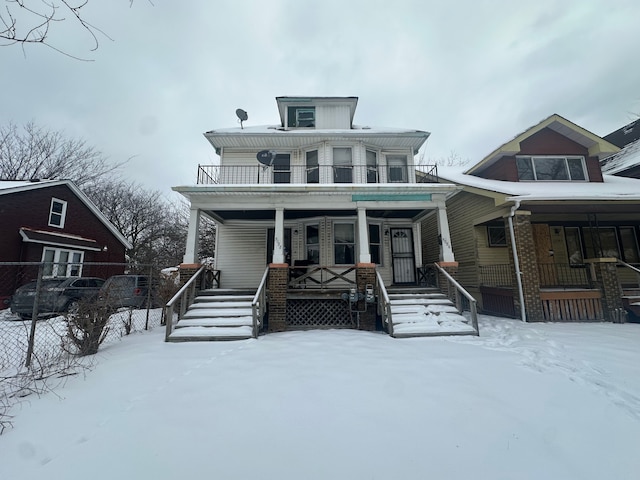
[434,263,479,335]
[251,267,270,338]
[375,270,393,336]
[164,266,206,341]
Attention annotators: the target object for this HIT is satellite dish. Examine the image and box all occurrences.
[257,150,276,166]
[236,108,248,128]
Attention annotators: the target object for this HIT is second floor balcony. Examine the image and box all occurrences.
[197,164,439,185]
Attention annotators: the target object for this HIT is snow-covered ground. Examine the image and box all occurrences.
[1,316,639,480]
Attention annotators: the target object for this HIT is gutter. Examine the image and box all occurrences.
[507,199,527,322]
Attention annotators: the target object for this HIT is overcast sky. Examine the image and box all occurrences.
[2,0,639,199]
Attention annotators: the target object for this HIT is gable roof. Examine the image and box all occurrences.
[439,166,640,204]
[0,180,132,249]
[604,119,640,148]
[464,114,620,175]
[601,139,640,176]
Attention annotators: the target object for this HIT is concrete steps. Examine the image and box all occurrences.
[167,290,257,342]
[386,288,476,337]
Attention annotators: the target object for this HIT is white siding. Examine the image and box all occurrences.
[316,104,351,129]
[216,222,268,289]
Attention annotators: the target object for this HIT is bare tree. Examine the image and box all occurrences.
[419,150,470,167]
[0,121,123,186]
[0,0,143,59]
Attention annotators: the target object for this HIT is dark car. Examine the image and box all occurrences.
[98,275,159,309]
[10,277,105,320]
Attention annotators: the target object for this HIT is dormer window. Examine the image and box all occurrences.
[516,156,587,181]
[287,106,315,128]
[49,198,67,228]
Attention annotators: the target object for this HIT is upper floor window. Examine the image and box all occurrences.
[287,106,315,128]
[333,147,352,183]
[49,198,67,228]
[516,156,587,181]
[366,150,378,183]
[387,155,408,182]
[273,154,291,183]
[306,150,319,184]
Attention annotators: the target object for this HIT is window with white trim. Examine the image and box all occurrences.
[287,106,315,128]
[42,247,83,277]
[333,147,352,183]
[387,155,408,182]
[306,224,320,264]
[334,223,355,264]
[49,198,67,228]
[366,150,378,183]
[516,156,587,181]
[369,224,382,264]
[306,150,319,184]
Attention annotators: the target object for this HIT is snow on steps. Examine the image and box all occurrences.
[386,289,477,338]
[167,289,257,342]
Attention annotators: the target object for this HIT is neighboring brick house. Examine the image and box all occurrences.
[601,119,640,179]
[0,179,131,307]
[424,114,640,322]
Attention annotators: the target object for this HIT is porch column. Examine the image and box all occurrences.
[357,207,371,264]
[273,208,286,264]
[436,204,455,262]
[183,208,201,264]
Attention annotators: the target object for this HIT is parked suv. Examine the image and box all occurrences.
[98,275,158,309]
[10,277,105,320]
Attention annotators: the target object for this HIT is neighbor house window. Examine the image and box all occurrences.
[334,223,355,264]
[366,150,378,183]
[287,106,315,128]
[273,154,290,183]
[306,150,319,184]
[516,156,587,181]
[49,198,67,228]
[42,247,83,277]
[306,224,320,264]
[487,225,507,247]
[333,147,352,183]
[369,224,381,264]
[387,155,408,182]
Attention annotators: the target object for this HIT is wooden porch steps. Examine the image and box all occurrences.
[167,289,257,342]
[386,288,477,338]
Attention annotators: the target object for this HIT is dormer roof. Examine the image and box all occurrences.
[275,96,358,128]
[464,114,620,175]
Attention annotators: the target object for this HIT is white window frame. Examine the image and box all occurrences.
[333,147,353,183]
[333,222,356,265]
[368,223,383,265]
[516,155,587,181]
[366,150,379,183]
[305,223,320,264]
[49,198,68,228]
[42,247,84,277]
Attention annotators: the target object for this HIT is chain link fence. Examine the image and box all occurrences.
[0,261,180,433]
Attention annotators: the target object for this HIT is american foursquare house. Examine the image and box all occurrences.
[167,96,477,341]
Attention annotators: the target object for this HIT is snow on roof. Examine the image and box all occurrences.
[204,124,427,136]
[601,139,640,175]
[0,179,58,192]
[438,165,640,201]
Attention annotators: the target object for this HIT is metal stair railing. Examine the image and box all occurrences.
[252,267,269,338]
[433,262,479,336]
[164,266,206,341]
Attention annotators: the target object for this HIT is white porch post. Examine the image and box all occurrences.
[437,204,455,262]
[273,207,286,264]
[413,223,423,267]
[357,207,371,264]
[183,208,201,264]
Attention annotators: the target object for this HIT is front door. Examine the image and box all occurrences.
[391,228,415,284]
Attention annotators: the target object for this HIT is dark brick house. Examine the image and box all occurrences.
[0,180,131,307]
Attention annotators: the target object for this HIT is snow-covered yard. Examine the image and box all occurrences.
[1,316,639,480]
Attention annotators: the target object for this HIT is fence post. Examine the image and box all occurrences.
[145,265,153,330]
[25,263,44,368]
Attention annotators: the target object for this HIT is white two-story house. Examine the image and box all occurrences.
[171,96,466,337]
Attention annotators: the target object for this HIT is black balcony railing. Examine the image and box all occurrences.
[197,164,439,185]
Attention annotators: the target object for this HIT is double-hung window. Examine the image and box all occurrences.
[287,106,315,128]
[334,223,355,264]
[306,224,320,264]
[273,154,291,183]
[333,147,352,183]
[306,150,319,184]
[387,155,408,182]
[516,156,587,181]
[366,150,378,183]
[49,198,67,228]
[369,224,381,264]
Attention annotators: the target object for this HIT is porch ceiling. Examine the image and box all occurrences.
[204,208,426,221]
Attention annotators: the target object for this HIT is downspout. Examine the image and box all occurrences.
[507,199,527,322]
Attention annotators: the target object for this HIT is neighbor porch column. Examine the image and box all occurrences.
[436,203,455,262]
[272,207,286,264]
[183,207,201,264]
[357,207,371,264]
